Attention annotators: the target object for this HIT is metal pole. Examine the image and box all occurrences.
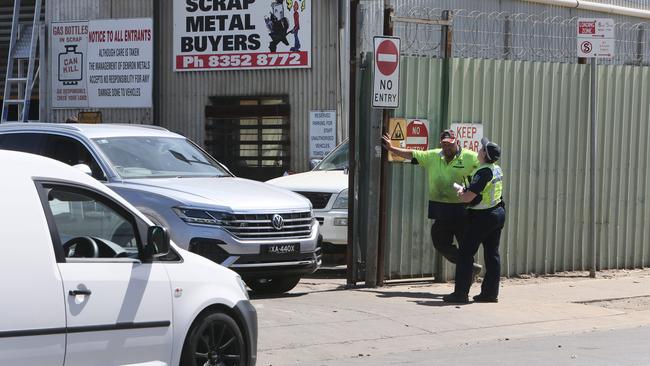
[152,0,161,126]
[435,10,453,282]
[589,58,597,278]
[377,6,394,287]
[346,0,358,287]
[39,24,45,122]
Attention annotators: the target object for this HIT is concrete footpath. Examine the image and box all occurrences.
[251,269,650,365]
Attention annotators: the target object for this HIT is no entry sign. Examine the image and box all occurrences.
[373,36,400,109]
[405,119,428,150]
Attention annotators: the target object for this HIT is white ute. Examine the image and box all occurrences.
[0,151,257,366]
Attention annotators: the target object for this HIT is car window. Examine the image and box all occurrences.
[44,185,140,259]
[314,140,348,171]
[0,133,45,154]
[43,135,106,181]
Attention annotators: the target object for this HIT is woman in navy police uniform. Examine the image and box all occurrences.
[443,137,506,304]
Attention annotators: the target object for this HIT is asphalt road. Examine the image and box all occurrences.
[253,269,650,365]
[328,326,650,365]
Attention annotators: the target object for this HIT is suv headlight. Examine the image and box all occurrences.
[173,207,234,226]
[332,189,348,209]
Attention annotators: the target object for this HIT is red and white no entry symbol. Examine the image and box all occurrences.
[405,119,428,150]
[581,41,593,54]
[376,40,399,76]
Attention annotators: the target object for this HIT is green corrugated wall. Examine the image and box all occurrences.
[384,57,650,280]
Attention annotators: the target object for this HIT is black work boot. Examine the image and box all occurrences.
[473,293,498,303]
[442,293,469,304]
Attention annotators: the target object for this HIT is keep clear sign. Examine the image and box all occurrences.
[51,18,153,108]
[450,122,483,152]
[309,110,336,159]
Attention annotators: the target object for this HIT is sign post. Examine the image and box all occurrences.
[372,36,400,109]
[577,18,614,278]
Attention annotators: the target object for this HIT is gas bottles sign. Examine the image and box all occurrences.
[173,0,312,71]
[52,21,88,108]
[51,18,153,108]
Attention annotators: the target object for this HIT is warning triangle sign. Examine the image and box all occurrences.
[391,123,404,140]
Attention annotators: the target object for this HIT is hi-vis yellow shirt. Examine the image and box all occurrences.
[412,148,479,203]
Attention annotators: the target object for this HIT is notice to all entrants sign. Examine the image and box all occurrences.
[373,36,400,109]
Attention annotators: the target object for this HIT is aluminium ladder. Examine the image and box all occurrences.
[1,0,42,123]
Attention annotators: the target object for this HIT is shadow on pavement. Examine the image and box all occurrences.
[364,289,472,307]
[249,292,309,300]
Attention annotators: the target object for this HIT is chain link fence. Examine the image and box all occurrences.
[361,3,650,64]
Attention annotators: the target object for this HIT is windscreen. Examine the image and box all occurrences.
[93,136,230,179]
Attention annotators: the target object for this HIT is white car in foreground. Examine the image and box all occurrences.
[267,140,349,246]
[0,151,256,366]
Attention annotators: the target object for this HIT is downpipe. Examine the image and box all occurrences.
[521,0,650,19]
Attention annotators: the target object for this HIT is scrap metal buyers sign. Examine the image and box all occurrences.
[372,36,400,108]
[174,0,311,71]
[577,18,615,58]
[51,18,153,108]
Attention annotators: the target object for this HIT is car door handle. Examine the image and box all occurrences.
[69,289,92,296]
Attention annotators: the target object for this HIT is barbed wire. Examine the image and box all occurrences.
[361,4,650,65]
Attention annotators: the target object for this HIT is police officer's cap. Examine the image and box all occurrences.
[481,137,501,162]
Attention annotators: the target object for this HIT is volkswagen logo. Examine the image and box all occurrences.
[271,214,284,230]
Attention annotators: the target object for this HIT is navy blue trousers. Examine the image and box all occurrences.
[454,205,506,297]
[430,218,466,264]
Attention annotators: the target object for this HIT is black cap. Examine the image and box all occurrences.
[481,137,501,162]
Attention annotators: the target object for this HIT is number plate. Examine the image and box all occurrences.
[261,243,300,255]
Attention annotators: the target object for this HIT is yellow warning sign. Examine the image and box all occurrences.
[387,118,407,162]
[391,123,404,140]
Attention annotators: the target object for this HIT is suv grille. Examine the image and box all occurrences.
[296,192,332,209]
[210,211,313,240]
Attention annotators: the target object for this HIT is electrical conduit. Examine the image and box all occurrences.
[522,0,650,19]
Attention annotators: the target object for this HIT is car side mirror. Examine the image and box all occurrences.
[73,164,92,176]
[144,226,170,259]
[309,159,321,170]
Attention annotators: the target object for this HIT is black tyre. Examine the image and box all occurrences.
[245,276,301,295]
[181,312,246,366]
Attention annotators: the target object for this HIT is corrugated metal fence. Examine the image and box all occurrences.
[384,56,650,280]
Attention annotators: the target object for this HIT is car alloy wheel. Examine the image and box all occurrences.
[182,312,246,366]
